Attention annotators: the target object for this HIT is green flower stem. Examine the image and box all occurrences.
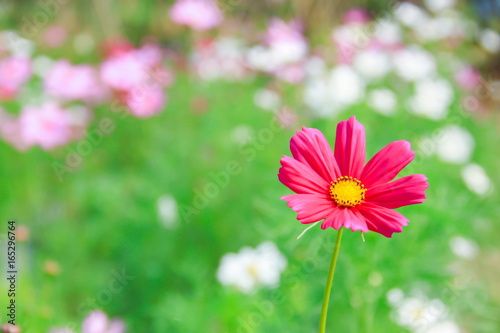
[319,227,344,333]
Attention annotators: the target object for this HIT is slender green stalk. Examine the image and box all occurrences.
[319,227,344,333]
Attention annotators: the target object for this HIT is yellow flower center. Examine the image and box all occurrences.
[329,176,366,207]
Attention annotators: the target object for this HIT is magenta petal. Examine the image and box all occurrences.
[357,202,409,238]
[366,174,429,209]
[282,194,334,224]
[290,127,340,182]
[360,140,415,188]
[334,116,366,178]
[321,207,368,232]
[278,156,330,195]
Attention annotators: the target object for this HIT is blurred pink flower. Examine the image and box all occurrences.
[101,45,172,118]
[101,53,148,91]
[44,26,67,48]
[126,86,166,118]
[265,18,308,63]
[455,66,482,91]
[44,60,108,104]
[101,38,135,58]
[279,116,428,237]
[19,103,74,150]
[191,38,249,81]
[342,8,371,25]
[169,0,223,31]
[274,63,305,84]
[135,43,163,67]
[277,107,298,129]
[82,310,125,333]
[265,18,306,46]
[0,108,29,151]
[0,56,31,99]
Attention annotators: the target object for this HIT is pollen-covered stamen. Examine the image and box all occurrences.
[329,176,366,207]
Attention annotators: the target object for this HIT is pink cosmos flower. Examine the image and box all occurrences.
[0,108,30,151]
[82,310,125,333]
[18,103,74,150]
[265,18,308,64]
[0,56,32,99]
[278,116,428,237]
[342,8,371,25]
[100,44,173,118]
[101,53,148,91]
[49,310,125,333]
[44,60,108,104]
[169,0,223,31]
[126,86,166,118]
[454,66,482,91]
[43,25,67,48]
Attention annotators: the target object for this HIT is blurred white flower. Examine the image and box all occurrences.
[395,2,429,29]
[435,126,474,163]
[254,89,280,111]
[423,320,461,333]
[1,30,35,57]
[409,78,453,120]
[352,49,392,80]
[424,0,456,13]
[32,55,54,77]
[479,29,500,54]
[368,271,383,286]
[450,236,479,259]
[387,288,405,306]
[157,194,179,228]
[304,77,338,117]
[230,125,254,145]
[304,56,327,77]
[416,16,462,42]
[193,38,248,81]
[394,296,447,331]
[461,163,492,195]
[332,25,371,50]
[216,241,287,293]
[247,45,277,72]
[304,65,365,117]
[73,33,95,55]
[265,18,308,65]
[393,47,436,82]
[373,19,402,45]
[327,65,365,106]
[367,89,397,115]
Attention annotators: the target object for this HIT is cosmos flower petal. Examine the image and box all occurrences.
[366,174,429,209]
[278,117,427,237]
[334,116,366,178]
[321,208,368,232]
[278,155,330,194]
[290,127,340,182]
[281,194,334,224]
[357,202,409,237]
[361,140,415,188]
